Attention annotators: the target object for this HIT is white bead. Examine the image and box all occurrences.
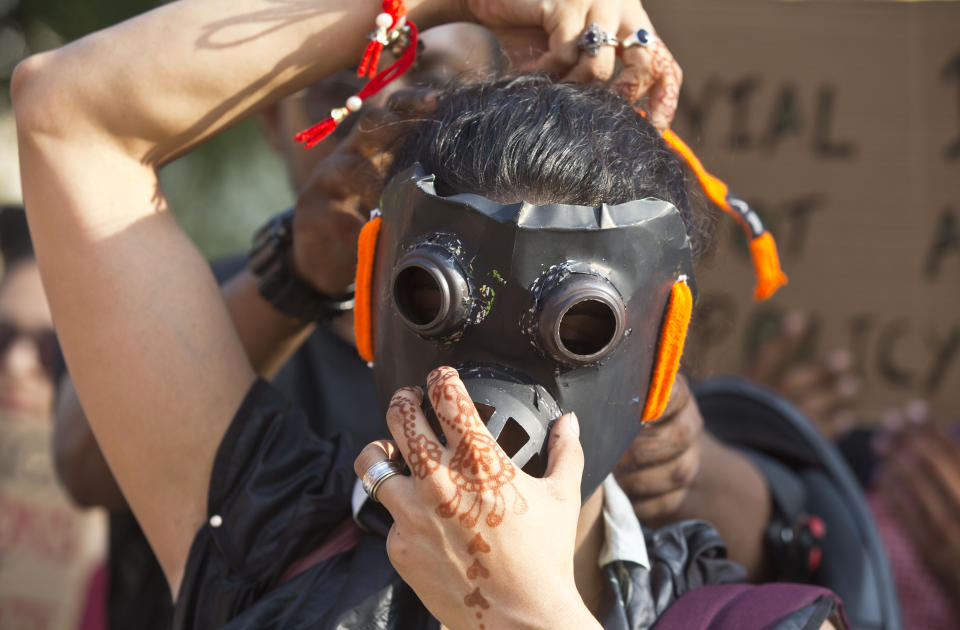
[346,96,363,112]
[375,12,393,29]
[209,514,223,528]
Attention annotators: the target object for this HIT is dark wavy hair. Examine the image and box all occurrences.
[391,75,715,260]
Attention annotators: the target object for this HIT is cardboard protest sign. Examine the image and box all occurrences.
[652,0,960,419]
[0,417,106,630]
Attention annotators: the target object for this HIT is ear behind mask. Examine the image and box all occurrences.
[354,165,695,501]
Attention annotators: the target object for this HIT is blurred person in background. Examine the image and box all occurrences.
[0,205,56,421]
[0,204,106,630]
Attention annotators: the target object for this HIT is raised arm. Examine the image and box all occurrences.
[11,0,459,593]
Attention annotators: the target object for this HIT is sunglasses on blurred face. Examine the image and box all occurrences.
[0,320,58,379]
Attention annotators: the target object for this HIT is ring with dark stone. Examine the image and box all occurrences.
[621,28,660,49]
[576,23,618,57]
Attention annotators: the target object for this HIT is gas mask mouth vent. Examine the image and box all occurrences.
[392,246,471,338]
[471,402,531,460]
[425,396,543,476]
[538,275,626,365]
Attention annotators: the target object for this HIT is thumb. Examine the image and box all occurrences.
[543,412,584,499]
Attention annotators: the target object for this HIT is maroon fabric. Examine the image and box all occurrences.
[278,518,362,586]
[866,490,957,630]
[77,563,108,630]
[652,583,846,630]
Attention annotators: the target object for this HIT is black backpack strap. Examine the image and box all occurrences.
[694,376,901,630]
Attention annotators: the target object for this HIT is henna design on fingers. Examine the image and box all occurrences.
[444,429,527,527]
[427,367,483,435]
[406,435,443,479]
[615,79,641,102]
[647,41,681,128]
[425,370,528,528]
[467,533,491,554]
[466,559,490,580]
[421,370,530,628]
[389,387,442,479]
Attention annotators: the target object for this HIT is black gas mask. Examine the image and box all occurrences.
[356,165,695,501]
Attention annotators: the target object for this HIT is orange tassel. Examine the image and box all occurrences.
[641,278,693,421]
[657,121,786,300]
[749,232,788,300]
[660,128,745,230]
[354,216,382,362]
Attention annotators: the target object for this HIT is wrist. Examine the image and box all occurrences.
[249,209,355,323]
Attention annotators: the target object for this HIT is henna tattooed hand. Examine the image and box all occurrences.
[459,0,682,129]
[354,367,601,630]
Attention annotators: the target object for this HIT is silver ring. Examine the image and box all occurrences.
[361,459,404,503]
[621,28,659,49]
[577,23,618,57]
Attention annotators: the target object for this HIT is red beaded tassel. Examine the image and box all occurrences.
[294,12,417,149]
[357,0,405,78]
[294,118,339,149]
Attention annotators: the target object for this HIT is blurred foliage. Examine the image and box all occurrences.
[0,0,293,258]
[2,0,162,97]
[9,0,160,43]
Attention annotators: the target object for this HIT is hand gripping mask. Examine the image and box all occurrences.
[355,165,696,501]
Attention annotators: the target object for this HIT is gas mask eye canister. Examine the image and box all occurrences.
[354,164,696,502]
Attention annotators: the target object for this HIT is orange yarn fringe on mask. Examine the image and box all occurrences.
[354,216,381,363]
[641,278,693,421]
[659,127,787,300]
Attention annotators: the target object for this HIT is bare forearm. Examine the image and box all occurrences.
[223,269,314,379]
[53,374,129,512]
[14,0,458,166]
[11,0,469,587]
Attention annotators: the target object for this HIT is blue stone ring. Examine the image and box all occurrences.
[576,23,619,57]
[621,28,659,49]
